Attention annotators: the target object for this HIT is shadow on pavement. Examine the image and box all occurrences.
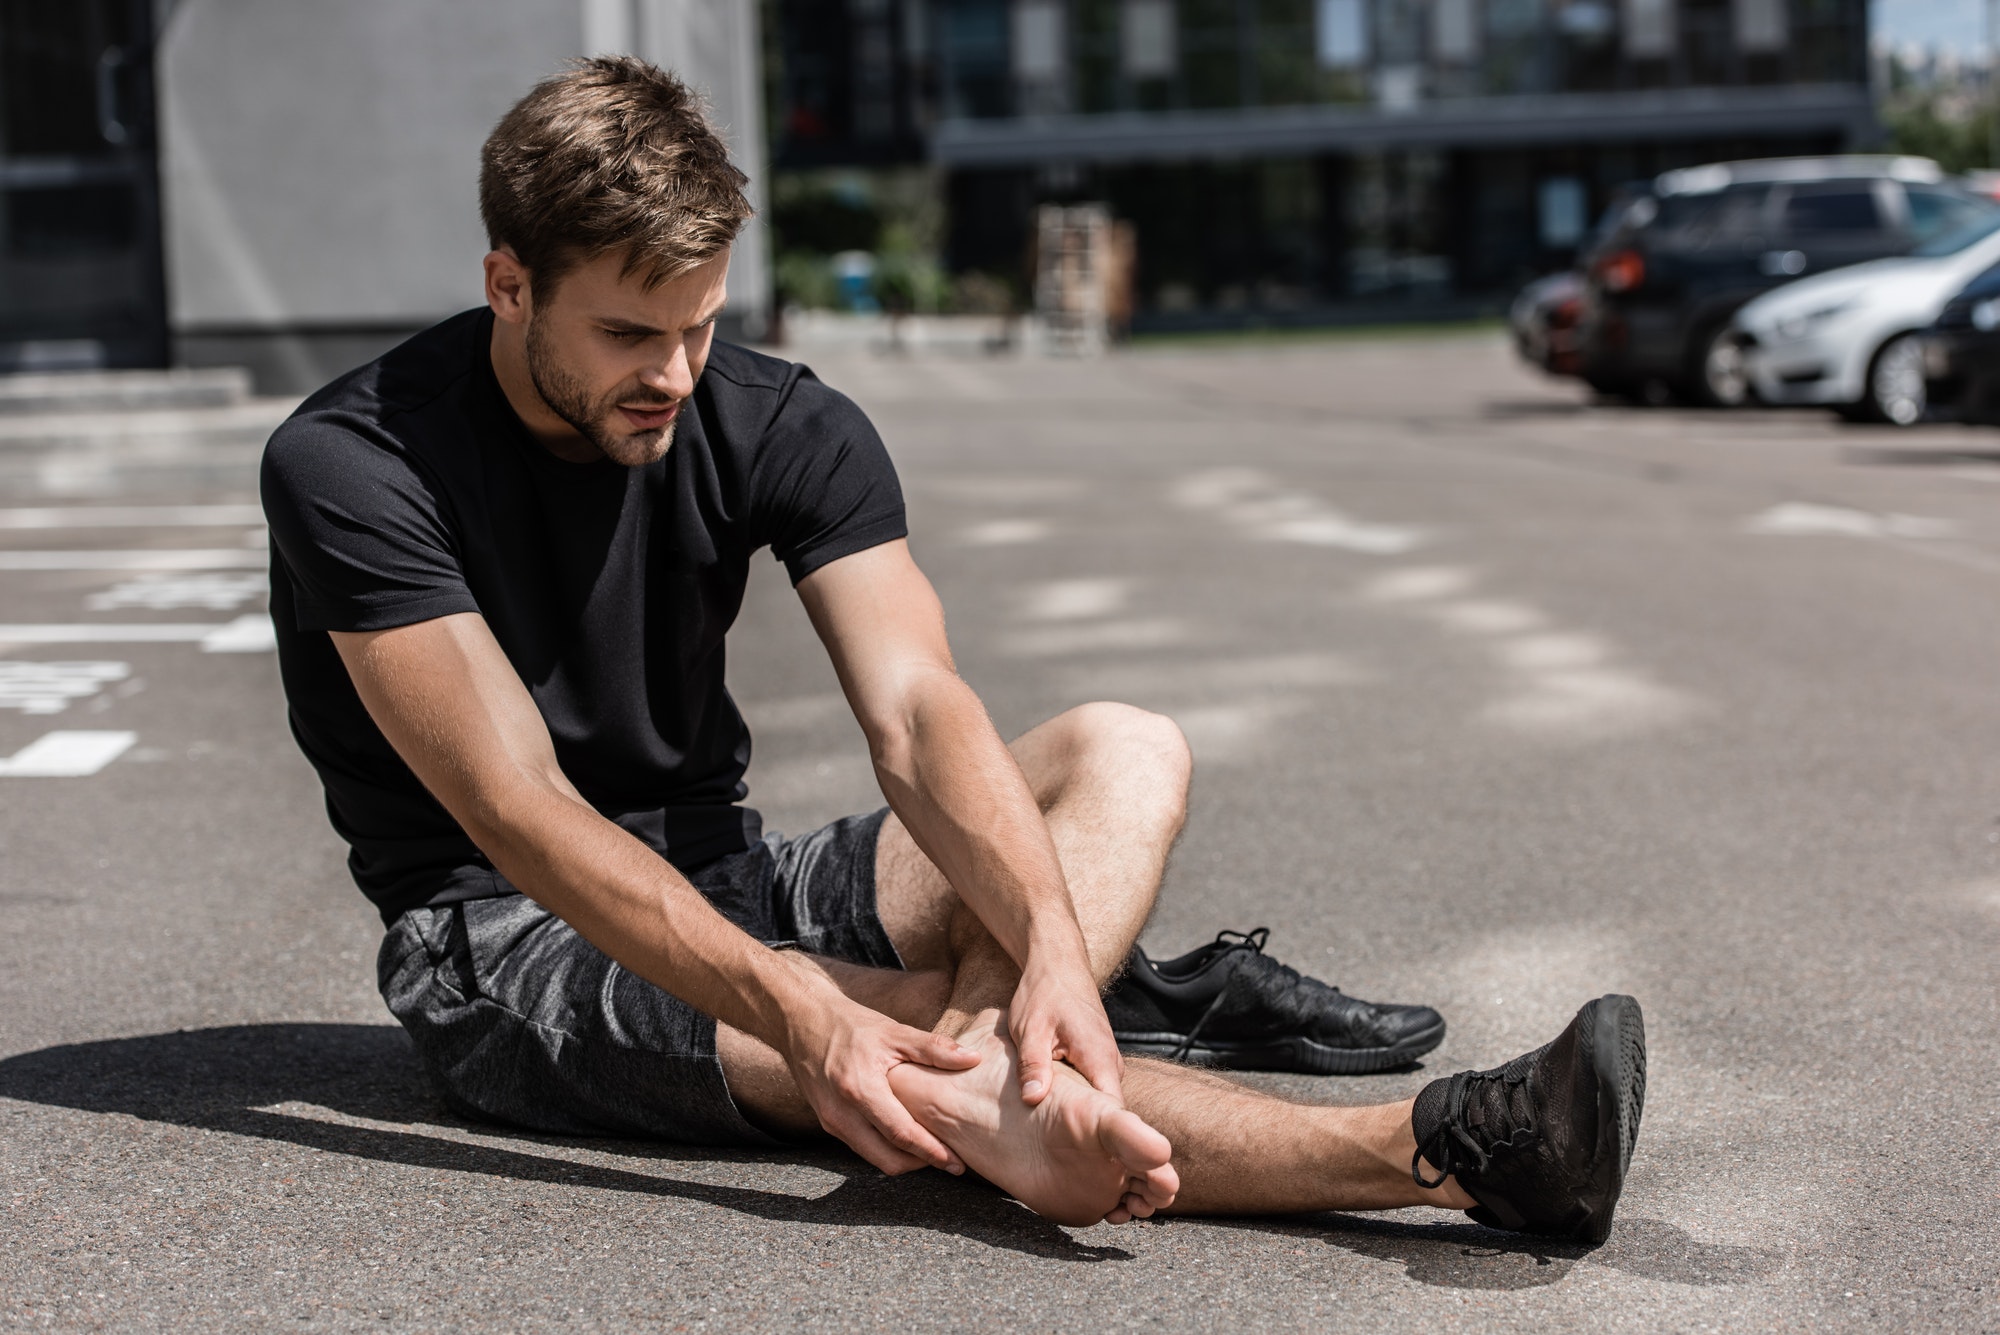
[0,1023,1130,1264]
[1843,445,2000,467]
[1195,1211,1778,1292]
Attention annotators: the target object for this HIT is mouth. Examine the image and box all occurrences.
[617,400,680,432]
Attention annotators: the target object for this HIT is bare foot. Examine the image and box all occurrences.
[887,1009,1179,1226]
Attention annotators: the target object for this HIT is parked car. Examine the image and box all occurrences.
[1510,187,1653,378]
[1510,270,1586,375]
[1577,156,1980,406]
[1734,204,2000,424]
[1921,259,2000,424]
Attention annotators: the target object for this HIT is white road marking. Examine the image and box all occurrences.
[1483,667,1699,739]
[0,730,137,777]
[958,519,1051,546]
[1494,633,1611,671]
[1056,652,1364,700]
[87,572,267,611]
[0,662,130,715]
[997,617,1187,658]
[1016,577,1132,621]
[1362,564,1700,741]
[1743,503,1955,540]
[0,505,266,529]
[199,614,278,653]
[0,549,268,571]
[1168,701,1302,765]
[1359,566,1480,602]
[0,614,274,653]
[1425,599,1550,636]
[1173,468,1424,554]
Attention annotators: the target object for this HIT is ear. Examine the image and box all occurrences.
[484,247,532,326]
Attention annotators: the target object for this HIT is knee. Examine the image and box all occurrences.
[1057,701,1192,815]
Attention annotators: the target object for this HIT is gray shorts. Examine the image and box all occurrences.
[376,809,898,1145]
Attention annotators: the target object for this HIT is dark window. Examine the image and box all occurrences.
[1905,188,1988,245]
[1782,188,1880,233]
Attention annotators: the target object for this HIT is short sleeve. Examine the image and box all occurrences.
[260,414,481,632]
[748,370,908,584]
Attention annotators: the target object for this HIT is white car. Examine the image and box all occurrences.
[1735,208,2000,424]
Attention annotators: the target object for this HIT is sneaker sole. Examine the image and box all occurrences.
[1576,993,1647,1245]
[1114,1017,1447,1075]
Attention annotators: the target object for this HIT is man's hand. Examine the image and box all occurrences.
[784,990,983,1176]
[1011,944,1125,1107]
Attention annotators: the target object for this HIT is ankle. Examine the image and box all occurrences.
[935,1005,1007,1042]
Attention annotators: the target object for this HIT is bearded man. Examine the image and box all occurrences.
[261,57,1646,1238]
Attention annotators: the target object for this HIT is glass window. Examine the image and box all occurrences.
[1906,189,1991,246]
[1781,188,1880,234]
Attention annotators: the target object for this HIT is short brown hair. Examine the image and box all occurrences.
[479,56,753,293]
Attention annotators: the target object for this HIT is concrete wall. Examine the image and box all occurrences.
[158,0,771,392]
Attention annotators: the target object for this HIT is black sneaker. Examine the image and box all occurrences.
[1411,994,1647,1246]
[1103,928,1447,1075]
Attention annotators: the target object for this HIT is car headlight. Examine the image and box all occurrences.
[1973,298,2000,332]
[1773,302,1853,340]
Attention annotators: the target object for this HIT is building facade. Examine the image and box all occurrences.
[768,0,1875,328]
[1,0,770,391]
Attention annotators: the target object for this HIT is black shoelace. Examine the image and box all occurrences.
[1166,927,1278,1063]
[1412,1064,1542,1189]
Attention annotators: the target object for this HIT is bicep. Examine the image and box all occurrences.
[330,613,578,831]
[795,541,958,738]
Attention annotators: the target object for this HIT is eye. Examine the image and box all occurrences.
[602,327,649,342]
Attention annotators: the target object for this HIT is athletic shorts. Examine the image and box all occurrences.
[376,808,898,1145]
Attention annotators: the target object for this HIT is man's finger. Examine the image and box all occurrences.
[863,1090,965,1174]
[1064,1032,1126,1102]
[828,1110,929,1177]
[1013,1022,1056,1105]
[893,1028,982,1071]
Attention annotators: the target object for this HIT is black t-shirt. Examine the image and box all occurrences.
[260,308,905,924]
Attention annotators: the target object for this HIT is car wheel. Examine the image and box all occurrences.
[1862,333,1928,426]
[1691,325,1751,407]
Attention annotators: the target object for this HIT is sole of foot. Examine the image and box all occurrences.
[889,1011,1179,1227]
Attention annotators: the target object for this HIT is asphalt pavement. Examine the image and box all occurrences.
[2,331,1996,1332]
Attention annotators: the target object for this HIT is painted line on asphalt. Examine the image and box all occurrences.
[0,615,274,653]
[0,505,266,529]
[0,549,269,570]
[0,662,131,714]
[1172,468,1426,555]
[0,729,137,777]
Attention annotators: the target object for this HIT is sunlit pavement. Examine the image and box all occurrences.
[2,331,1995,1331]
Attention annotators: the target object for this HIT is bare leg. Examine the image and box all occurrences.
[721,702,1187,1139]
[721,701,1473,1220]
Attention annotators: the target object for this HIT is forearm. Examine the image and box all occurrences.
[869,669,1088,968]
[465,782,831,1050]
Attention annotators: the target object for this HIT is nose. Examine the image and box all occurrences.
[637,336,695,400]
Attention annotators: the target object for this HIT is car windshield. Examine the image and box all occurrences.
[1911,207,2000,257]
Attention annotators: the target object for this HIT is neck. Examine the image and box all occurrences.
[488,316,603,463]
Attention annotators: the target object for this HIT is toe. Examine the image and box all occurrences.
[1135,1161,1180,1210]
[1099,1107,1173,1174]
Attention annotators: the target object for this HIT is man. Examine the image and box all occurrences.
[262,57,1646,1239]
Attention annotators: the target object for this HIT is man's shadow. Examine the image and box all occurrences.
[1202,1209,1780,1292]
[0,1023,1128,1263]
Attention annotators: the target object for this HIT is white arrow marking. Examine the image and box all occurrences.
[0,730,136,777]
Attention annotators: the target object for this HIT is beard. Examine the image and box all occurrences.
[524,312,677,466]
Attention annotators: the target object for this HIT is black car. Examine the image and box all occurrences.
[1923,259,2000,424]
[1577,156,1979,406]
